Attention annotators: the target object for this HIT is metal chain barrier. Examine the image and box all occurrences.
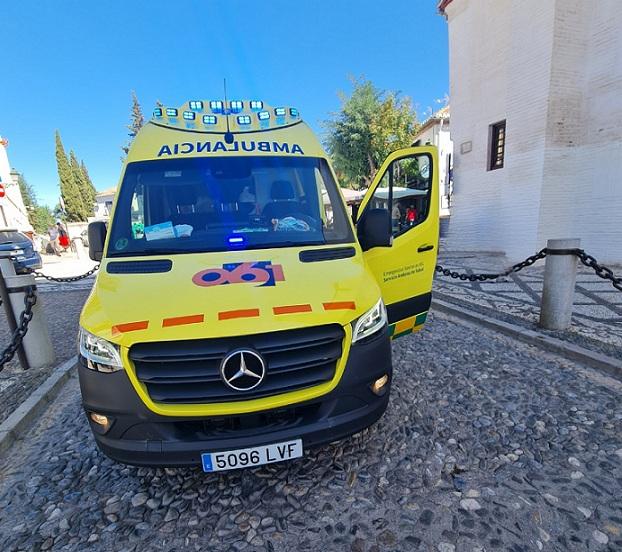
[0,285,37,370]
[28,264,100,283]
[436,248,621,291]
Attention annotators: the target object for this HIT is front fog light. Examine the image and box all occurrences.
[78,328,123,372]
[90,412,109,426]
[371,374,389,395]
[352,299,387,343]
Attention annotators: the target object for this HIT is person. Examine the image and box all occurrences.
[391,203,402,233]
[57,221,70,251]
[406,204,417,226]
[47,225,61,256]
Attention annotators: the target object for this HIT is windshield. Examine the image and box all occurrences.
[107,156,353,257]
[0,231,27,244]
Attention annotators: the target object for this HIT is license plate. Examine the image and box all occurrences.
[201,439,303,472]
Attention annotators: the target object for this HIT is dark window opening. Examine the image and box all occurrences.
[488,120,506,171]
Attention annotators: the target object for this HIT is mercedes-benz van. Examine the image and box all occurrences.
[80,99,438,470]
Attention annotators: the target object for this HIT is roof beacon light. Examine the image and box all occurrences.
[237,115,251,125]
[210,101,224,113]
[230,100,243,113]
[289,107,299,118]
[250,100,263,110]
[183,111,196,120]
[274,107,286,117]
[257,110,270,121]
[166,108,178,117]
[189,100,204,111]
[153,107,163,117]
[203,115,217,125]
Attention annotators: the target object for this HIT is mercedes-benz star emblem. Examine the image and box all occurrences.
[220,349,266,391]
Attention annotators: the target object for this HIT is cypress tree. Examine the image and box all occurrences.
[80,160,97,217]
[55,131,85,221]
[70,150,92,220]
[121,90,145,159]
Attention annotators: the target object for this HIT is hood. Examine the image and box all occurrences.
[80,245,380,348]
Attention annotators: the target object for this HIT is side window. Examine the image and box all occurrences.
[367,154,432,237]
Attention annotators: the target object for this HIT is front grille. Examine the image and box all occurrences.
[129,324,344,404]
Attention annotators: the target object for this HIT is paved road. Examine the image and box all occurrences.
[1,312,621,552]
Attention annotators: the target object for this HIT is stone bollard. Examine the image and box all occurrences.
[0,252,56,369]
[539,238,580,330]
[73,236,86,260]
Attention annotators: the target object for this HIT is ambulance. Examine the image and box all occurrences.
[80,99,438,470]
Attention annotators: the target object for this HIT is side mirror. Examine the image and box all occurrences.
[357,208,392,251]
[87,221,107,261]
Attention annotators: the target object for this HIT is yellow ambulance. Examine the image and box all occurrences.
[80,99,438,470]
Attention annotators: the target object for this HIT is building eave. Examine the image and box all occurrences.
[438,0,454,15]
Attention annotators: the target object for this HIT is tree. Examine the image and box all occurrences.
[122,90,145,159]
[17,173,36,211]
[70,150,96,219]
[16,173,54,233]
[324,78,419,189]
[55,131,86,221]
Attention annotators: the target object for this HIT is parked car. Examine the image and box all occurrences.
[0,229,43,274]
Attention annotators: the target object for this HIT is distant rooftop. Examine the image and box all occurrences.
[414,105,450,139]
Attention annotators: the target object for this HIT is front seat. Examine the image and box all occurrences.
[262,180,302,220]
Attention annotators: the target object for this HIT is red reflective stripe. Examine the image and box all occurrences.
[322,301,356,311]
[111,320,149,335]
[162,314,204,327]
[273,304,312,315]
[218,308,260,320]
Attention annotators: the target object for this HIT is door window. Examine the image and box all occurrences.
[366,154,432,237]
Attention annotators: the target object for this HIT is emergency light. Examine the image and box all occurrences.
[153,99,302,132]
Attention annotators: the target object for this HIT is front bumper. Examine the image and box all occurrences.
[14,253,42,273]
[78,329,392,467]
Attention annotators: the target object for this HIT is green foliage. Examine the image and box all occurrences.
[324,78,419,189]
[122,90,145,159]
[16,173,54,233]
[70,150,96,219]
[55,131,88,221]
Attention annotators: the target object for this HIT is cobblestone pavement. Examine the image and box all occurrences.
[0,285,91,424]
[435,249,622,358]
[1,312,621,552]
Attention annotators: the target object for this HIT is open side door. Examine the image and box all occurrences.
[356,146,439,339]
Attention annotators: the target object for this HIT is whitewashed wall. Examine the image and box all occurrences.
[444,0,622,263]
[0,137,32,232]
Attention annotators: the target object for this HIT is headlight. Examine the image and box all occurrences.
[78,328,123,372]
[352,299,387,343]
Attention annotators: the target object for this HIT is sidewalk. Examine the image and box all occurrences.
[435,245,622,358]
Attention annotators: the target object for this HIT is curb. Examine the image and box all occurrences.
[432,299,622,380]
[0,356,77,456]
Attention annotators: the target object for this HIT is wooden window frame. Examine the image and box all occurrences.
[488,120,506,171]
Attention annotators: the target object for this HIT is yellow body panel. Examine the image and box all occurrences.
[80,101,438,417]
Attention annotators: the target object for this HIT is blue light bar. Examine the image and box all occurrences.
[257,111,270,121]
[250,100,263,110]
[210,101,224,113]
[289,107,299,118]
[183,111,195,120]
[230,100,243,113]
[274,107,286,117]
[237,115,251,125]
[203,115,217,125]
[227,235,246,247]
[166,108,178,117]
[153,108,163,117]
[189,100,204,111]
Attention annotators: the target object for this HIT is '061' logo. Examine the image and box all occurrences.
[192,261,285,287]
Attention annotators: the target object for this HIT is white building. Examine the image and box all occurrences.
[413,105,453,217]
[94,187,116,219]
[0,136,32,233]
[440,0,622,262]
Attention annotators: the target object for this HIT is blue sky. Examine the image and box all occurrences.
[1,1,448,207]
